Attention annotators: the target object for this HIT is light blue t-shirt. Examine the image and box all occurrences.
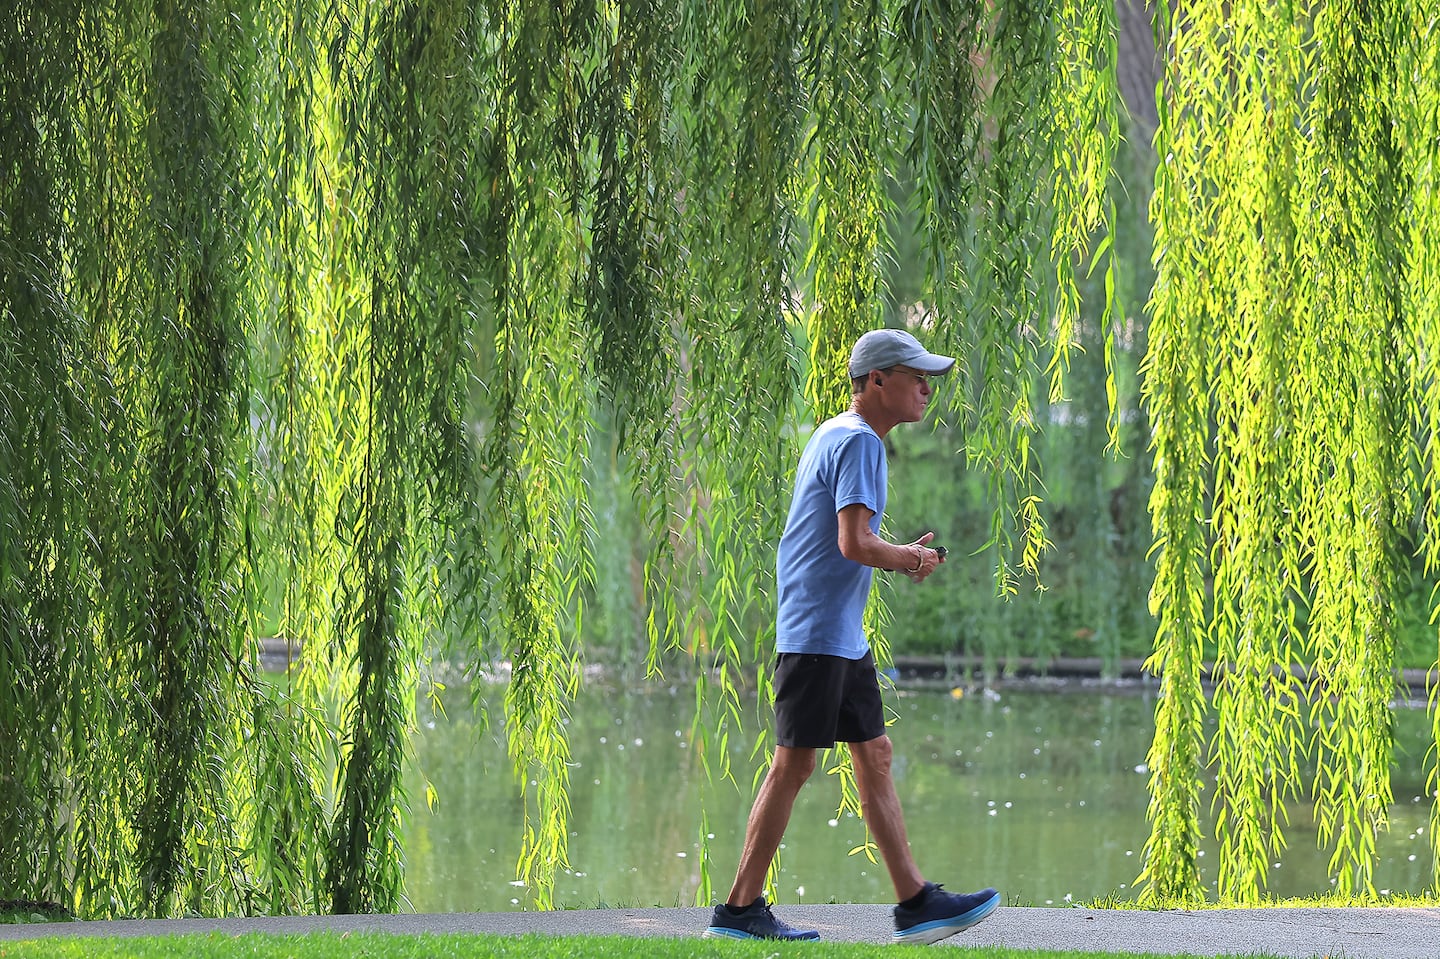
[775,411,886,659]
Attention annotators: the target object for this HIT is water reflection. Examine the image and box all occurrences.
[402,683,1435,911]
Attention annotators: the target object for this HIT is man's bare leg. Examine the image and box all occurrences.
[849,734,926,902]
[725,745,817,906]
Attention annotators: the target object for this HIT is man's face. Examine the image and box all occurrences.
[879,366,935,422]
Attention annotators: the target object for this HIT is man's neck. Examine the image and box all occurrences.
[849,396,897,439]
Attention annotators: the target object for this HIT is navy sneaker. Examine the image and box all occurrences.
[704,896,820,940]
[892,882,1000,944]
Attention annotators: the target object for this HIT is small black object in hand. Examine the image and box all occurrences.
[935,546,947,560]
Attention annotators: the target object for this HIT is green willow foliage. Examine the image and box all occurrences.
[1140,0,1440,904]
[0,0,1435,922]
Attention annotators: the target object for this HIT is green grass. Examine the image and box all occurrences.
[6,894,1438,958]
[0,933,1295,959]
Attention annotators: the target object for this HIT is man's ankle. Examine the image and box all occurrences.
[898,883,932,911]
[723,896,761,915]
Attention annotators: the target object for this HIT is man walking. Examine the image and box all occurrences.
[704,328,1000,944]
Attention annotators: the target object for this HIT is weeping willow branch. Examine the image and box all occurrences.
[1139,0,1436,902]
[478,0,599,909]
[1297,0,1410,898]
[1136,0,1214,907]
[801,0,884,419]
[964,0,1061,596]
[586,0,676,437]
[661,0,804,905]
[1202,0,1308,904]
[0,0,86,907]
[248,0,346,911]
[1398,6,1440,886]
[324,0,494,911]
[1047,0,1120,407]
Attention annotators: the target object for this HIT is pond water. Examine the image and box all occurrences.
[400,681,1436,911]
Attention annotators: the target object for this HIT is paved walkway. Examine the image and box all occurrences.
[5,904,1440,957]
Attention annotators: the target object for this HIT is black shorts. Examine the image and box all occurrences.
[773,650,886,749]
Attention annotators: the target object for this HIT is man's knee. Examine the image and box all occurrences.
[772,745,818,783]
[851,733,894,771]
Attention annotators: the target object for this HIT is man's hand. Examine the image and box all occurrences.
[904,532,945,583]
[836,507,948,580]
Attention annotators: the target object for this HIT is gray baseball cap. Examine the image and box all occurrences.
[848,329,956,378]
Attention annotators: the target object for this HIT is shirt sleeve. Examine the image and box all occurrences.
[830,430,884,522]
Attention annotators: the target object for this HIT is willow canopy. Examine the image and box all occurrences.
[2,0,1438,918]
